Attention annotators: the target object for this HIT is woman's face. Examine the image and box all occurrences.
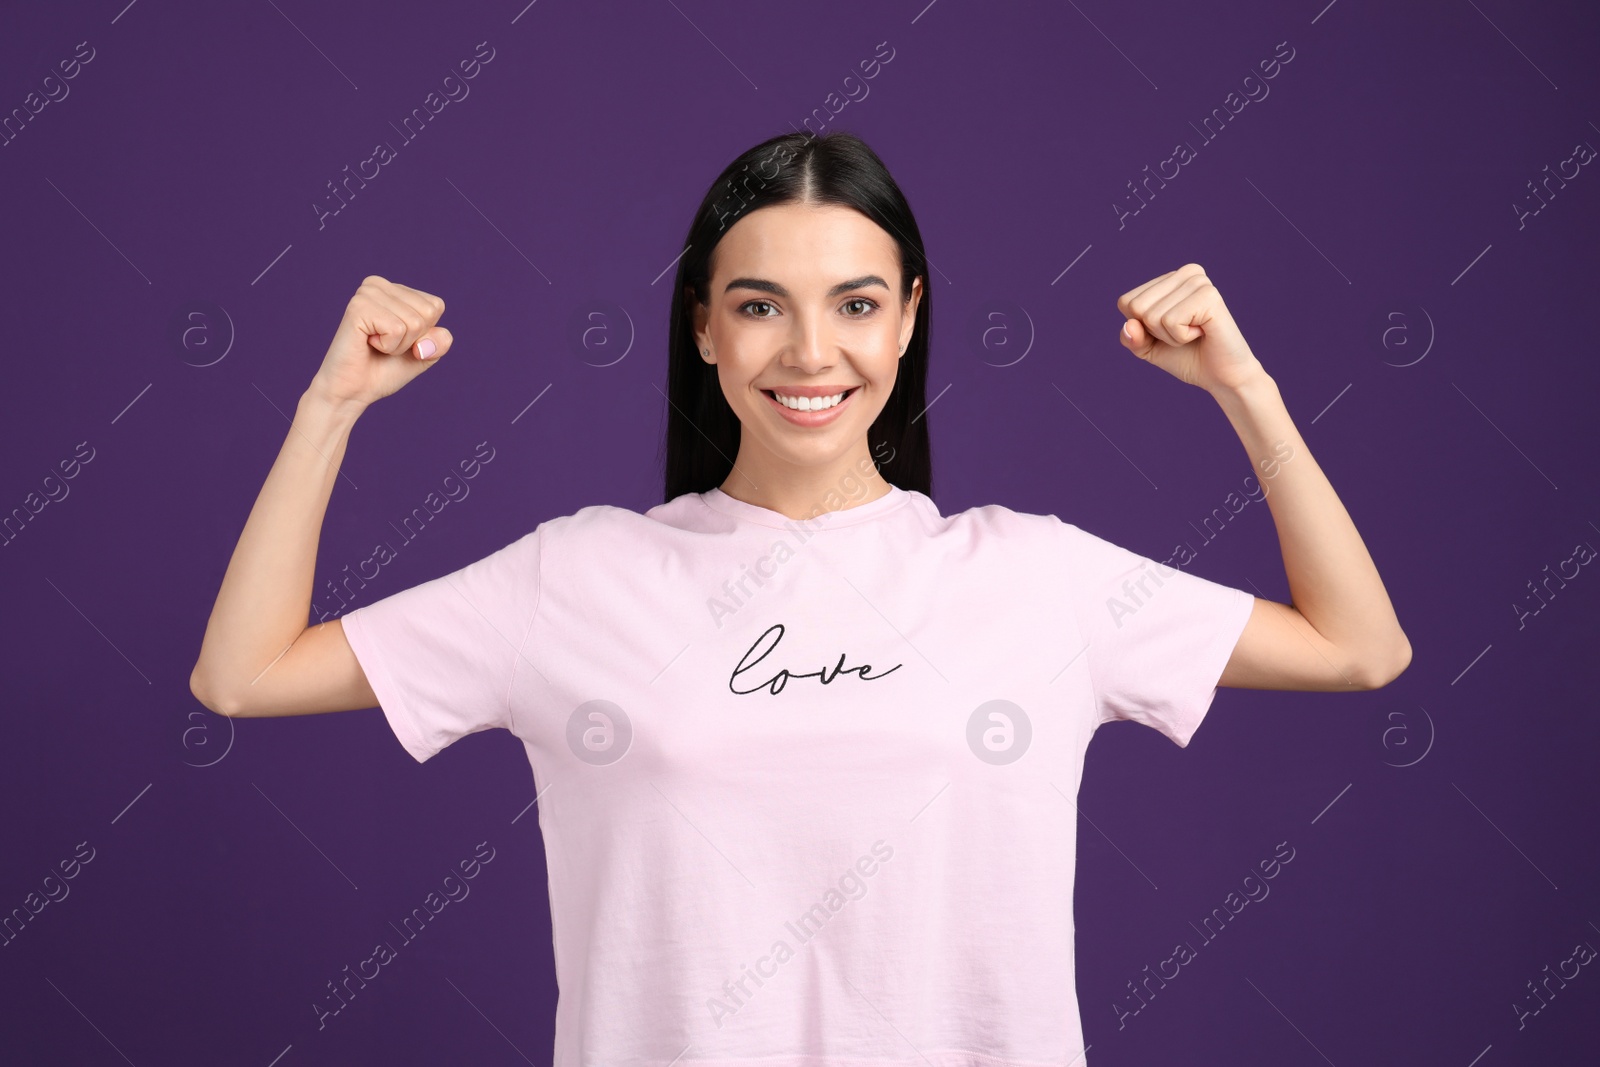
[691,201,922,472]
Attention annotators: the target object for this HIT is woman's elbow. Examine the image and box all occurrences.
[189,665,239,717]
[1355,633,1413,689]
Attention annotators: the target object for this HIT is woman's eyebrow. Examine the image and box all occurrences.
[723,274,890,298]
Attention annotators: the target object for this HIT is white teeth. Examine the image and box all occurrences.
[772,390,847,411]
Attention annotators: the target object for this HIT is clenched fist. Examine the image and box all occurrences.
[310,275,453,408]
[1116,264,1267,395]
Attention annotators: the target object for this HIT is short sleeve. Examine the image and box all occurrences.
[1059,520,1255,748]
[338,527,543,763]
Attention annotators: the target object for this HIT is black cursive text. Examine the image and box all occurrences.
[729,623,903,695]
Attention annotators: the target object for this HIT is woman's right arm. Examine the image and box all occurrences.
[189,276,453,718]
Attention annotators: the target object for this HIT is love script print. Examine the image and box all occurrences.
[729,623,903,696]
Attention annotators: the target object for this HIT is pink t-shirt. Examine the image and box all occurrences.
[338,483,1255,1066]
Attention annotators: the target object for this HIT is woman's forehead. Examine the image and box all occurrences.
[712,205,898,287]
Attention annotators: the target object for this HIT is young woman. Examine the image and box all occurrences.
[191,131,1409,1065]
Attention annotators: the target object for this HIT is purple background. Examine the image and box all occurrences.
[3,0,1597,1063]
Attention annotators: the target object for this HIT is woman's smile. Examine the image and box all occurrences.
[761,384,860,425]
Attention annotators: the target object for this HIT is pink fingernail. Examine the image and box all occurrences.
[417,338,437,359]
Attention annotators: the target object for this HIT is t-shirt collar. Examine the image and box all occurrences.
[701,482,910,530]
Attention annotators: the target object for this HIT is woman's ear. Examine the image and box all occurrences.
[686,287,712,361]
[899,276,923,355]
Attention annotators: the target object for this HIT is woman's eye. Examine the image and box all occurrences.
[739,298,878,318]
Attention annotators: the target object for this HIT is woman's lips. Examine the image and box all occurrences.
[762,387,858,427]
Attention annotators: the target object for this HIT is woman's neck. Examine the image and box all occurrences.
[717,449,893,521]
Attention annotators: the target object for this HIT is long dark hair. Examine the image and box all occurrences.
[661,130,933,503]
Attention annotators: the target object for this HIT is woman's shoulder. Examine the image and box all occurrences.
[923,494,1072,536]
[533,500,671,534]
[526,493,711,544]
[947,500,1130,550]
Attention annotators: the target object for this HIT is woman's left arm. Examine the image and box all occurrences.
[1117,263,1412,692]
